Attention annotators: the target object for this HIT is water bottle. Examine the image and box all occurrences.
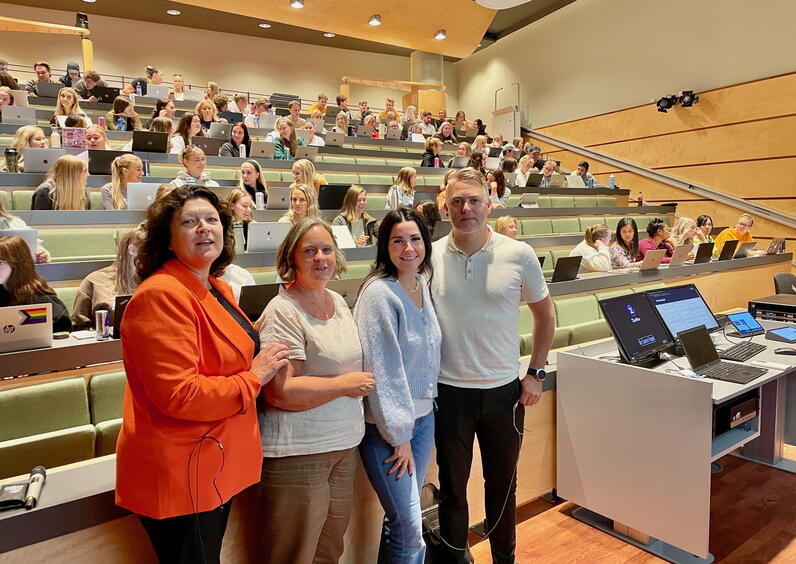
[98,116,106,129]
[434,156,440,168]
[135,83,142,96]
[50,129,61,148]
[608,174,615,189]
[587,177,594,189]
[233,221,245,253]
[4,148,19,173]
[255,191,265,210]
[142,160,150,177]
[117,117,126,132]
[239,144,247,159]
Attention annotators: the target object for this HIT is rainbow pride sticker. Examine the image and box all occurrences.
[19,307,48,325]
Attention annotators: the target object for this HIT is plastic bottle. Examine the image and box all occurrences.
[587,178,594,189]
[637,192,644,206]
[135,83,143,96]
[98,116,106,129]
[50,129,61,148]
[239,144,247,159]
[609,174,615,189]
[255,191,265,210]
[117,117,126,132]
[434,156,440,168]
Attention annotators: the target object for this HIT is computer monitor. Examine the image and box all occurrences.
[317,184,350,210]
[599,292,675,366]
[645,284,719,340]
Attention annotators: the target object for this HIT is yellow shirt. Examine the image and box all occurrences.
[379,109,401,121]
[307,103,327,116]
[712,227,753,257]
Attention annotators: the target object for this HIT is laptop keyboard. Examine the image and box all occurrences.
[718,341,766,362]
[701,362,766,382]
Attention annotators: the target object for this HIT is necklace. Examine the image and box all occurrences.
[399,277,420,294]
[295,285,329,319]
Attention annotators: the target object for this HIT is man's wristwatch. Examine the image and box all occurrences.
[529,368,546,382]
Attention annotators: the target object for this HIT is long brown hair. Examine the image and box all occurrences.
[0,236,56,303]
[115,229,144,295]
[339,184,373,223]
[276,116,297,156]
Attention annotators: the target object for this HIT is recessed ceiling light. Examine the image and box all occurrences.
[81,0,97,3]
[166,9,181,15]
[323,32,336,38]
[434,29,447,40]
[290,0,304,8]
[258,22,272,28]
[368,14,381,26]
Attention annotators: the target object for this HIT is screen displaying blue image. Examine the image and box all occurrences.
[727,312,764,335]
[646,284,719,338]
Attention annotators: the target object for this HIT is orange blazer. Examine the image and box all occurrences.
[116,259,262,519]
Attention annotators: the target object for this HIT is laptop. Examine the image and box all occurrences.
[23,147,68,173]
[524,173,543,188]
[183,90,205,102]
[413,190,439,206]
[638,248,666,271]
[238,283,282,322]
[207,122,231,139]
[0,229,37,259]
[325,131,345,146]
[519,193,539,208]
[250,141,275,159]
[546,255,582,283]
[331,225,357,249]
[355,125,374,137]
[504,172,517,187]
[112,294,132,339]
[734,241,757,259]
[547,174,566,188]
[89,149,132,175]
[567,174,586,188]
[710,225,727,237]
[294,146,318,161]
[1,106,36,125]
[295,129,311,145]
[9,91,29,107]
[144,84,169,99]
[310,118,325,133]
[0,303,53,353]
[92,86,120,104]
[691,242,714,264]
[219,111,244,124]
[246,222,291,252]
[384,127,401,140]
[318,184,350,210]
[485,156,500,170]
[133,131,168,153]
[450,156,469,169]
[266,187,292,210]
[487,147,502,158]
[127,182,162,210]
[678,325,767,384]
[716,239,738,261]
[257,114,278,130]
[36,82,62,98]
[190,136,225,156]
[667,245,693,267]
[61,128,87,149]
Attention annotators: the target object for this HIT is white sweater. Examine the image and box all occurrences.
[569,240,611,272]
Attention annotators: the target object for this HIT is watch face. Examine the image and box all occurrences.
[533,368,546,381]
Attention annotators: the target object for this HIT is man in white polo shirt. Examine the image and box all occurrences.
[431,167,555,564]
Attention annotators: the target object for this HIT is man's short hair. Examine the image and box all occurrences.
[254,97,270,108]
[530,146,541,153]
[385,97,394,104]
[85,70,101,81]
[445,167,489,201]
[358,100,367,105]
[317,93,328,101]
[288,99,301,110]
[336,94,347,105]
[578,160,589,170]
[173,73,183,79]
[738,213,754,226]
[421,110,432,118]
[34,61,51,72]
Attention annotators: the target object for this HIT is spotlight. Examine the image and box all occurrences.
[323,32,335,37]
[166,9,181,15]
[679,90,699,107]
[258,22,272,28]
[368,14,381,26]
[290,0,304,8]
[435,29,447,40]
[656,95,677,113]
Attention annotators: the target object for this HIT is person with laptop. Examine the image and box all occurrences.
[169,146,220,189]
[420,137,444,168]
[569,160,595,186]
[50,87,89,127]
[244,97,274,128]
[569,224,612,272]
[71,70,107,102]
[434,122,458,145]
[431,167,555,564]
[195,100,225,132]
[239,159,268,199]
[331,185,377,246]
[278,184,320,225]
[486,169,511,208]
[514,155,536,188]
[539,159,566,187]
[447,141,472,167]
[148,116,174,151]
[302,120,326,147]
[418,111,436,136]
[692,214,714,244]
[0,86,12,110]
[670,216,699,248]
[232,93,251,116]
[336,94,352,121]
[362,113,380,138]
[170,112,203,154]
[712,213,765,258]
[378,97,401,121]
[433,108,448,129]
[386,167,418,210]
[638,218,675,263]
[104,97,143,131]
[286,99,306,129]
[144,65,164,86]
[32,154,91,210]
[467,150,487,176]
[219,122,252,158]
[609,217,640,269]
[290,159,327,195]
[332,111,350,135]
[24,61,55,96]
[273,116,306,160]
[101,154,144,210]
[171,73,185,101]
[416,200,442,238]
[0,125,46,172]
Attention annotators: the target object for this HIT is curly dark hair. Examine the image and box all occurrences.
[136,186,235,281]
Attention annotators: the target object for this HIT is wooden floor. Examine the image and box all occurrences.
[470,455,796,563]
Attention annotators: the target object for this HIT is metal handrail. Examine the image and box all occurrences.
[528,129,796,231]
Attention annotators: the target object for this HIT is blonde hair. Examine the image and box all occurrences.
[194,100,218,122]
[425,137,442,153]
[472,135,488,151]
[155,183,175,201]
[110,154,143,210]
[457,142,472,157]
[284,184,320,224]
[276,218,346,283]
[584,224,611,249]
[494,215,516,236]
[291,159,321,192]
[115,228,144,295]
[671,216,697,245]
[11,125,45,170]
[54,87,83,117]
[339,185,373,222]
[85,124,107,141]
[46,155,87,210]
[518,155,534,173]
[364,114,377,127]
[275,116,297,156]
[738,213,754,226]
[149,116,173,135]
[445,167,489,201]
[180,145,205,163]
[335,111,349,129]
[205,81,219,98]
[226,188,253,221]
[395,167,417,195]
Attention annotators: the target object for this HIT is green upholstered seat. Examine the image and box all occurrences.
[520,327,571,356]
[11,189,34,210]
[357,157,386,166]
[578,216,605,232]
[551,218,581,235]
[554,295,612,345]
[95,419,122,456]
[537,196,551,208]
[567,319,611,345]
[538,251,554,275]
[252,271,278,285]
[550,196,574,208]
[39,228,118,262]
[507,195,522,208]
[209,168,238,181]
[263,170,282,182]
[597,196,616,207]
[633,216,656,231]
[323,173,359,185]
[55,286,80,316]
[550,249,572,266]
[573,196,597,208]
[88,191,103,210]
[323,156,356,165]
[88,371,127,457]
[0,190,11,210]
[365,195,387,210]
[390,159,417,168]
[519,219,553,236]
[148,164,178,178]
[359,175,394,186]
[0,426,97,479]
[341,263,372,280]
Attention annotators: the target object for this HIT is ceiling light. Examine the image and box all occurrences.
[81,0,97,3]
[368,14,382,26]
[655,95,677,113]
[166,9,181,15]
[258,22,272,28]
[290,0,304,8]
[679,90,699,107]
[434,29,447,40]
[323,32,335,37]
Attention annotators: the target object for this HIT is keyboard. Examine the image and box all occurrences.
[718,341,766,362]
[700,362,767,384]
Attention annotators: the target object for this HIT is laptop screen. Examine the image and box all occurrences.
[645,284,719,339]
[599,293,673,363]
[678,325,719,370]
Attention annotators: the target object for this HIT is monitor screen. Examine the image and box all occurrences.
[317,184,350,211]
[646,284,719,339]
[727,312,764,336]
[599,293,674,363]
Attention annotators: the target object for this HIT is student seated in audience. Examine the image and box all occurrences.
[169,146,219,188]
[171,73,185,100]
[402,105,417,125]
[273,116,306,160]
[570,160,595,186]
[0,125,46,172]
[151,98,176,121]
[693,214,714,244]
[205,81,219,101]
[419,111,437,136]
[63,114,88,128]
[468,150,487,176]
[195,100,223,131]
[471,135,488,152]
[105,96,143,131]
[72,70,106,102]
[421,137,444,168]
[0,201,49,262]
[386,120,402,138]
[0,235,70,332]
[244,97,274,128]
[32,154,90,210]
[454,110,467,125]
[362,114,379,138]
[332,185,377,246]
[0,86,14,110]
[145,65,164,85]
[102,154,144,210]
[490,133,504,147]
[515,155,536,187]
[213,94,230,114]
[71,228,142,330]
[409,123,425,142]
[570,224,612,272]
[487,169,511,208]
[287,99,306,129]
[529,146,545,171]
[379,98,400,121]
[501,144,519,166]
[149,117,174,151]
[121,77,146,96]
[415,199,441,238]
[358,100,372,121]
[671,216,699,247]
[332,111,350,135]
[290,158,327,194]
[240,159,267,199]
[448,141,472,167]
[302,120,325,146]
[434,122,458,145]
[51,87,89,127]
[57,61,80,88]
[501,157,518,174]
[25,61,55,95]
[307,93,329,116]
[387,167,418,210]
[233,93,251,116]
[0,71,19,90]
[713,213,765,257]
[279,184,320,224]
[539,159,566,187]
[85,125,108,150]
[170,112,203,154]
[433,107,448,129]
[609,217,640,269]
[226,188,255,250]
[220,122,252,158]
[494,215,518,239]
[638,218,675,263]
[336,94,352,121]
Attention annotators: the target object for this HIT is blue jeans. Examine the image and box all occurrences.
[359,412,435,564]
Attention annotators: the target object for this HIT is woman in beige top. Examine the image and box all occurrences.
[257,218,374,564]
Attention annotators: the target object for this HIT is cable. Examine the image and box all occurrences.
[722,323,751,346]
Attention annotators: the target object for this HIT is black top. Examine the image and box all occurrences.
[31,185,91,210]
[243,182,266,199]
[0,286,71,333]
[421,150,444,168]
[209,285,260,357]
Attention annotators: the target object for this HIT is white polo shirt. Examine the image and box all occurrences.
[431,228,549,389]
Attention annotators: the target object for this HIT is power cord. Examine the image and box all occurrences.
[186,425,226,564]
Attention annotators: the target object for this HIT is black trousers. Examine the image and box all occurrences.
[434,379,524,564]
[138,501,233,564]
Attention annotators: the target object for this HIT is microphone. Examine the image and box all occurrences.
[24,466,47,510]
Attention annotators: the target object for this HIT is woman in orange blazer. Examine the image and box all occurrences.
[117,186,288,564]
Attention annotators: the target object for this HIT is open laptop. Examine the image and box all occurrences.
[710,225,727,237]
[246,222,291,252]
[567,174,586,188]
[733,241,757,259]
[295,146,318,161]
[678,325,767,384]
[89,150,132,175]
[487,147,502,158]
[295,129,311,145]
[413,190,439,206]
[23,147,68,173]
[257,114,278,130]
[133,131,168,153]
[524,173,543,188]
[1,106,36,125]
[519,193,539,208]
[485,156,500,170]
[0,229,37,259]
[546,255,582,283]
[238,283,282,322]
[310,118,325,133]
[91,86,120,104]
[318,184,350,210]
[547,174,566,188]
[638,248,666,271]
[667,245,693,267]
[325,131,345,146]
[190,136,225,156]
[0,303,53,353]
[384,127,401,140]
[144,84,169,99]
[207,122,231,139]
[183,90,204,102]
[715,239,738,261]
[266,187,291,210]
[219,111,243,124]
[9,91,29,107]
[36,82,62,98]
[250,141,275,159]
[691,241,714,264]
[61,128,87,149]
[127,183,162,210]
[765,237,785,254]
[112,295,132,339]
[450,156,469,169]
[355,125,374,137]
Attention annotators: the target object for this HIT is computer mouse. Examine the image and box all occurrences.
[774,347,796,355]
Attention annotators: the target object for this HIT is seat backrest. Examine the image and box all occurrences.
[88,191,104,210]
[323,156,356,165]
[537,196,551,208]
[573,196,597,208]
[12,189,34,211]
[55,286,80,316]
[578,216,606,232]
[342,263,371,280]
[365,195,387,210]
[517,305,534,334]
[596,196,617,208]
[252,270,278,285]
[519,219,553,236]
[774,273,796,294]
[323,173,359,185]
[554,295,601,327]
[38,229,118,260]
[0,378,90,441]
[550,196,574,208]
[507,195,522,208]
[551,248,572,265]
[89,371,127,424]
[360,175,395,186]
[0,190,11,210]
[551,218,581,235]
